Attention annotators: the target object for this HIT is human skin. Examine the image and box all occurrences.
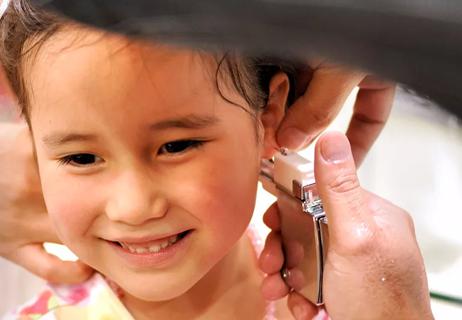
[0,51,395,287]
[276,61,395,166]
[0,122,93,283]
[26,28,290,319]
[259,132,434,320]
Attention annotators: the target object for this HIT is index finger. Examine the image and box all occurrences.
[346,77,395,166]
[9,244,93,284]
[263,202,281,231]
[277,65,364,150]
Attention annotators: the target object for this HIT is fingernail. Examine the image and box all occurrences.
[277,127,308,149]
[320,132,351,164]
[292,305,308,320]
[314,309,329,320]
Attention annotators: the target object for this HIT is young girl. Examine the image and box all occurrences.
[1,1,301,319]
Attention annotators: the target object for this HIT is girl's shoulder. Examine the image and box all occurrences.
[2,273,133,320]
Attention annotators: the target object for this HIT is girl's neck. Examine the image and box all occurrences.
[122,233,266,320]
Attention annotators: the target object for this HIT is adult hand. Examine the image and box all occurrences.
[259,132,433,320]
[0,123,93,283]
[279,62,395,166]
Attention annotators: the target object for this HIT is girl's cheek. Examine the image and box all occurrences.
[174,159,258,233]
[42,174,98,241]
[48,195,90,240]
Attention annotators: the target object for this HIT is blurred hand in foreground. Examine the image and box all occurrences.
[0,123,93,284]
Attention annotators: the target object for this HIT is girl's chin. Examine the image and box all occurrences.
[116,275,202,302]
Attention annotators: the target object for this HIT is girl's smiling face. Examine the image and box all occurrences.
[27,29,287,302]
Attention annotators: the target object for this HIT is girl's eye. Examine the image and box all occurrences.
[58,153,100,166]
[158,140,204,155]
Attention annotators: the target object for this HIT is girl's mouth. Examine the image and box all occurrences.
[113,230,191,254]
[107,230,193,269]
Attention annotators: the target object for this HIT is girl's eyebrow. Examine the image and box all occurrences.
[42,133,98,148]
[42,114,220,148]
[149,114,220,130]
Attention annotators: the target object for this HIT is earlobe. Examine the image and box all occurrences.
[260,72,290,159]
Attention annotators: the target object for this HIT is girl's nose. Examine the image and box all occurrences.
[105,170,168,225]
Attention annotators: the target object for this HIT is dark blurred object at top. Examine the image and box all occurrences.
[32,0,462,120]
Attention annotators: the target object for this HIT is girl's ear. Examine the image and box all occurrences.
[260,72,290,159]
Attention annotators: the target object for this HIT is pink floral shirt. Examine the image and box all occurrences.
[2,273,133,320]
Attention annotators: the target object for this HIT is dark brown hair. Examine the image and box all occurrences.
[0,0,302,124]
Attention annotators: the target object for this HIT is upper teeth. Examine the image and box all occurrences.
[119,234,179,254]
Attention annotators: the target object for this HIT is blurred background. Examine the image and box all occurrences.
[1,74,462,317]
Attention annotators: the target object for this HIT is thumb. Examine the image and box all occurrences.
[314,131,374,249]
